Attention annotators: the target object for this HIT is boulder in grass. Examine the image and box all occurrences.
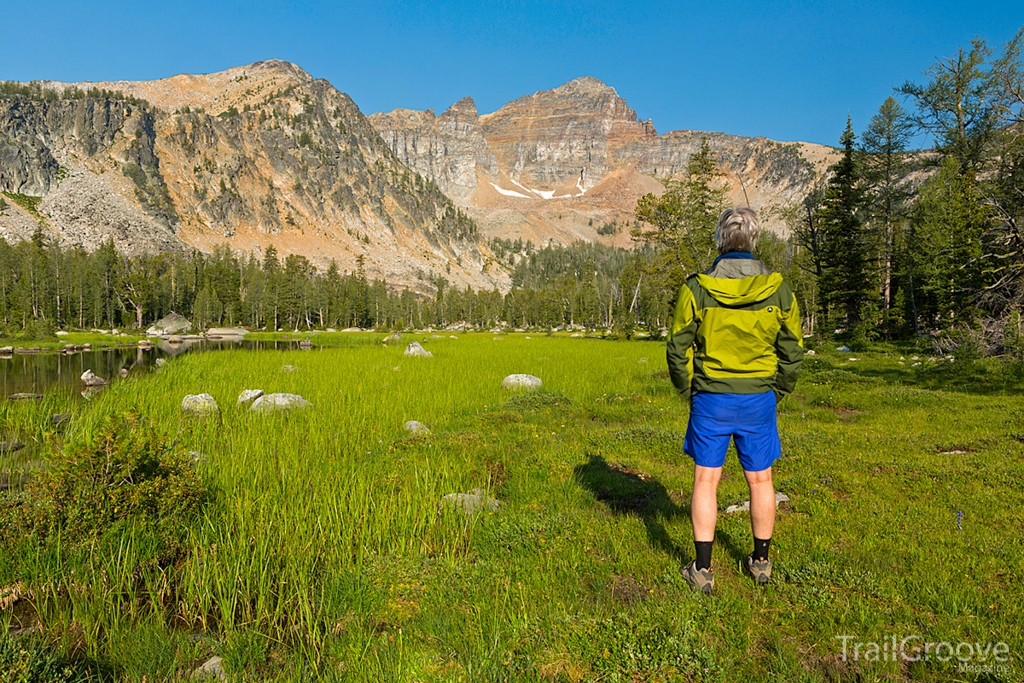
[502,374,542,390]
[404,342,432,358]
[237,389,264,405]
[382,332,403,344]
[182,394,219,415]
[192,655,226,681]
[404,420,430,435]
[725,491,790,514]
[154,358,166,368]
[299,338,314,349]
[147,311,191,336]
[281,364,299,373]
[443,488,500,514]
[81,369,109,386]
[250,393,312,413]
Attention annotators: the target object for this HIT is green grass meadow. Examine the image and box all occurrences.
[1,334,1022,681]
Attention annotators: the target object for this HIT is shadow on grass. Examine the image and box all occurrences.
[573,455,751,568]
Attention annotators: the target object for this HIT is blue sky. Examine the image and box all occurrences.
[1,1,1021,146]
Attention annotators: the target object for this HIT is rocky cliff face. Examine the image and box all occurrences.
[371,76,837,245]
[0,61,504,292]
[0,63,837,293]
[370,97,498,201]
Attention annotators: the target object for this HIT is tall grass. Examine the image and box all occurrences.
[1,335,1022,681]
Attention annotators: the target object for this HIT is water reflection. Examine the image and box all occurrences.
[0,339,315,399]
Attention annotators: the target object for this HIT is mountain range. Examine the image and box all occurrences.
[0,60,837,292]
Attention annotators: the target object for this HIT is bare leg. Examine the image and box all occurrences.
[744,466,775,540]
[691,465,723,542]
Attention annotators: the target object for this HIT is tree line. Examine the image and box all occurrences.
[0,226,676,334]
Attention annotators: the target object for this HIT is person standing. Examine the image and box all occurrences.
[666,207,804,594]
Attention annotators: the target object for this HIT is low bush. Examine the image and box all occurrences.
[0,411,208,546]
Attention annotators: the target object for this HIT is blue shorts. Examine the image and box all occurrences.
[684,391,780,472]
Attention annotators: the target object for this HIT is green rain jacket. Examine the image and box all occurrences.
[666,255,804,400]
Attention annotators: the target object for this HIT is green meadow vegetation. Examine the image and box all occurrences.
[1,334,1022,682]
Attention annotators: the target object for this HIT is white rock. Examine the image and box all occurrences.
[805,349,817,356]
[570,333,583,338]
[281,364,299,372]
[147,312,191,336]
[182,394,219,415]
[836,346,852,353]
[404,420,430,435]
[237,389,264,405]
[192,655,226,680]
[725,491,790,514]
[502,374,542,390]
[154,358,166,368]
[442,488,500,514]
[404,342,433,358]
[80,369,108,386]
[250,393,312,413]
[55,330,69,336]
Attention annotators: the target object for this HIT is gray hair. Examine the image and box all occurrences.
[715,207,761,254]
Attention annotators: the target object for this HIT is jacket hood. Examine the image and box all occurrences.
[695,272,784,306]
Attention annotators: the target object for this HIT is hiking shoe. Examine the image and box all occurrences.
[681,562,715,594]
[746,554,772,585]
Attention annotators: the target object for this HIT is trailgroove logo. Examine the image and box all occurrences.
[836,635,1012,674]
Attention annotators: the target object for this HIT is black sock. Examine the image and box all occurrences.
[753,537,771,561]
[694,541,713,571]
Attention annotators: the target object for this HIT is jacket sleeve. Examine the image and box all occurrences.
[666,283,698,399]
[774,288,804,400]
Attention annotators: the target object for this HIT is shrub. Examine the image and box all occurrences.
[0,633,108,683]
[0,412,208,544]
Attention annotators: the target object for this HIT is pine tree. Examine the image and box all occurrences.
[860,96,914,335]
[818,117,871,334]
[911,156,991,327]
[632,137,727,275]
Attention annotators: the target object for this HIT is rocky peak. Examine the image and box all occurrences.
[439,96,478,120]
[437,97,479,135]
[553,75,614,96]
[72,60,313,115]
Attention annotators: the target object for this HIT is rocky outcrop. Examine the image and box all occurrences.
[369,97,498,201]
[371,76,837,243]
[0,61,507,293]
[479,76,655,192]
